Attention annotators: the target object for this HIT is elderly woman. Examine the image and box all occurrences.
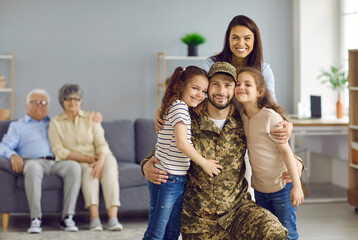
[48,84,122,231]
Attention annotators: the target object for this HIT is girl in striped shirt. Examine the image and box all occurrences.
[142,66,222,240]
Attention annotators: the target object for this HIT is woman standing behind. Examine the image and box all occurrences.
[48,84,122,231]
[202,14,276,101]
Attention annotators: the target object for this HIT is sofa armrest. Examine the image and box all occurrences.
[0,157,20,176]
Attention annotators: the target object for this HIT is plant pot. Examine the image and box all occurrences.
[188,45,198,56]
[336,94,343,119]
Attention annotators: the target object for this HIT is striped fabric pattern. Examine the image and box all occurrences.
[154,100,191,175]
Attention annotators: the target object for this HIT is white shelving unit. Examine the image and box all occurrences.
[156,52,208,106]
[0,52,14,119]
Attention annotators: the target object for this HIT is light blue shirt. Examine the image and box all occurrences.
[0,114,53,160]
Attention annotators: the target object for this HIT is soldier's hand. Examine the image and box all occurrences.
[10,154,24,173]
[271,120,292,144]
[143,157,168,184]
[155,108,164,133]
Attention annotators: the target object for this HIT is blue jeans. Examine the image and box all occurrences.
[143,174,187,240]
[254,183,299,240]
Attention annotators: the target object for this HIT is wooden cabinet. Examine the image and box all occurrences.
[348,49,358,208]
[0,52,14,120]
[156,52,207,107]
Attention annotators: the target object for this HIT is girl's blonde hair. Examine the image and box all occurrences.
[237,67,287,120]
[160,66,208,119]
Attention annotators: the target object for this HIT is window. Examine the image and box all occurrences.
[341,0,358,107]
[341,0,358,63]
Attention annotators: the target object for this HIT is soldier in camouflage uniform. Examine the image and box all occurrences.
[141,62,299,239]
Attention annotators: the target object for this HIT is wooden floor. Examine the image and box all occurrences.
[297,202,358,239]
[0,183,357,240]
[1,202,358,240]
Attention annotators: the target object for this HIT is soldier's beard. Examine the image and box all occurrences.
[207,94,234,110]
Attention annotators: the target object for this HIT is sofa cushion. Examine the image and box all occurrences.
[0,157,20,176]
[103,120,135,163]
[135,118,157,164]
[118,162,147,189]
[0,120,11,142]
[16,174,63,190]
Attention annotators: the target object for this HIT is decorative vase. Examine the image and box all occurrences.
[336,94,343,119]
[188,45,198,56]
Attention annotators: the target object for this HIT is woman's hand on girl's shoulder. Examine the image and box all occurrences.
[270,120,293,143]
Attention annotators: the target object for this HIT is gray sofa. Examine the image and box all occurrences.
[0,118,157,230]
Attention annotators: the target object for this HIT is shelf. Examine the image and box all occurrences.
[0,52,14,120]
[0,88,12,93]
[348,50,358,209]
[164,56,208,60]
[350,164,358,169]
[0,55,13,60]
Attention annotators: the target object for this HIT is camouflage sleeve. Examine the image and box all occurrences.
[140,148,156,176]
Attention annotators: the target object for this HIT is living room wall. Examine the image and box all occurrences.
[0,0,293,120]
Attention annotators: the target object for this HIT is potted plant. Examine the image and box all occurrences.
[317,65,348,119]
[181,32,206,56]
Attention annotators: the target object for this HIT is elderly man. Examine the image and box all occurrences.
[142,62,303,239]
[0,89,81,233]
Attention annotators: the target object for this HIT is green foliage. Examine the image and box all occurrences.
[181,33,206,46]
[317,66,348,93]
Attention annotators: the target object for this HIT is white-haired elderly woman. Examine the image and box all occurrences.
[48,84,122,231]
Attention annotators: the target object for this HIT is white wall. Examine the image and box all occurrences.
[0,0,294,120]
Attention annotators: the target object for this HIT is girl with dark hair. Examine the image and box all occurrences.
[202,15,276,100]
[235,67,304,240]
[143,66,222,240]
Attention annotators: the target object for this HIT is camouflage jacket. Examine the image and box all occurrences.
[180,108,249,234]
[140,106,250,234]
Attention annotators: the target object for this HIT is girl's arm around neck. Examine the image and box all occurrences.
[276,142,304,207]
[174,122,222,177]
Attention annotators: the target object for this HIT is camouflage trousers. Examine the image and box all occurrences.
[182,200,288,240]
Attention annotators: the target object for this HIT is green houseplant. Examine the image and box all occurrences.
[317,65,348,118]
[181,32,206,56]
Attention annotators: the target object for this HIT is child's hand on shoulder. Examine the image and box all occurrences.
[290,185,304,207]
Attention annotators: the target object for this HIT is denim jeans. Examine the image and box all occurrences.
[143,174,187,240]
[254,183,299,240]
